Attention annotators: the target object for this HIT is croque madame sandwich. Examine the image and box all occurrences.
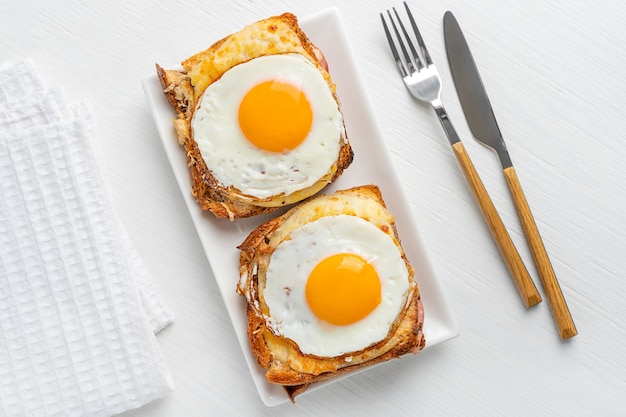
[156,13,353,220]
[237,185,425,400]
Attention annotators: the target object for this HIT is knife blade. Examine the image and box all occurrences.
[443,11,577,339]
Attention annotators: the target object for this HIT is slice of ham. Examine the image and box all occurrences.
[311,44,329,72]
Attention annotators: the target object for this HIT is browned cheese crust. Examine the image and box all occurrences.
[237,185,425,400]
[155,13,353,220]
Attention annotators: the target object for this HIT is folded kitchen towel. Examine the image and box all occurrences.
[0,67,174,333]
[0,60,174,417]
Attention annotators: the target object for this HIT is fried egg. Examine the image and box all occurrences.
[262,214,411,357]
[191,53,344,201]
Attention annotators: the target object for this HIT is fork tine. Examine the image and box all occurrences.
[404,1,433,66]
[386,10,416,74]
[392,7,424,70]
[380,13,408,77]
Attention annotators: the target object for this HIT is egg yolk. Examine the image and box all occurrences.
[238,80,313,152]
[305,253,381,326]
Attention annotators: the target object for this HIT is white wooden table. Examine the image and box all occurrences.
[2,0,625,415]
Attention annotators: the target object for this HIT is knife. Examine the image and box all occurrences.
[443,11,577,339]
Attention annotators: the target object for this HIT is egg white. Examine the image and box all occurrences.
[263,214,411,357]
[191,53,343,200]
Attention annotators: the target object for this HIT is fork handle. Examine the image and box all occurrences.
[451,141,542,308]
[503,166,577,338]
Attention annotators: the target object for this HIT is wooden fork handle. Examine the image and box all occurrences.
[503,166,577,338]
[451,142,542,307]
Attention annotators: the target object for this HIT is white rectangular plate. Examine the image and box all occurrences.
[143,8,458,407]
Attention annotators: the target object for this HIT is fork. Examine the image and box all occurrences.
[381,3,541,308]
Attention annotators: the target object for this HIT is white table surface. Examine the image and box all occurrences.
[2,0,625,415]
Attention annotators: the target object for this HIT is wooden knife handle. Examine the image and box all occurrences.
[451,142,542,307]
[503,166,577,338]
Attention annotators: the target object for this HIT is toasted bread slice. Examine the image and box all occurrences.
[156,13,353,220]
[237,185,425,400]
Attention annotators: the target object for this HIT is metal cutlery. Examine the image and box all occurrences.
[380,2,541,308]
[443,11,576,338]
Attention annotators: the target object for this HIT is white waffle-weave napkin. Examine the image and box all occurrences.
[0,60,174,417]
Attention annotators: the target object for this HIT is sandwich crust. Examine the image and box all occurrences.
[156,13,353,220]
[237,185,425,400]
